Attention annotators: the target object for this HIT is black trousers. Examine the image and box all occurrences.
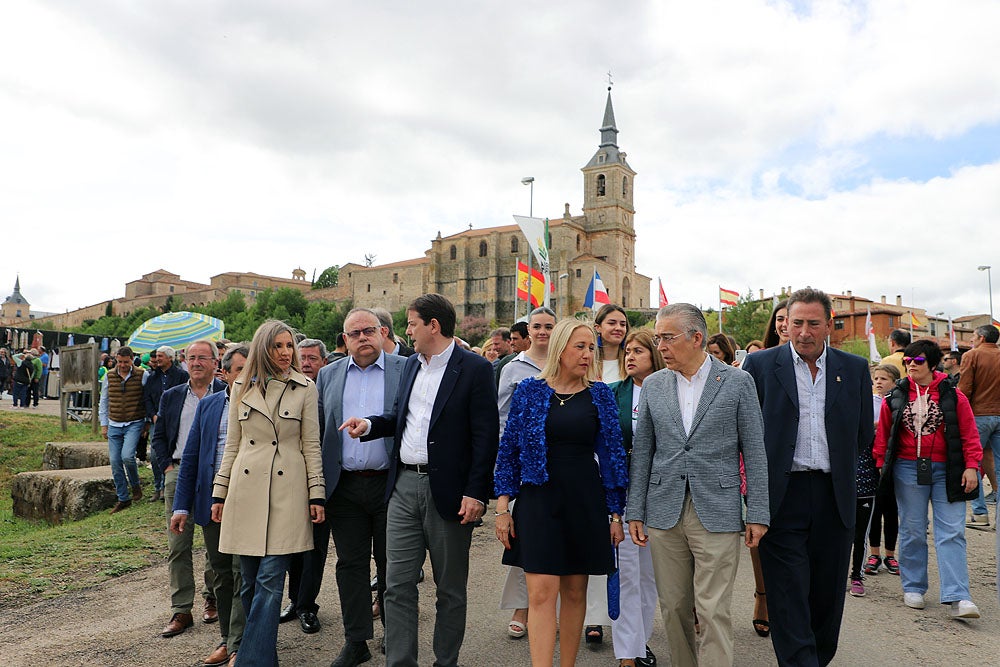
[851,496,875,579]
[287,516,330,615]
[328,472,388,642]
[868,483,899,551]
[759,472,853,667]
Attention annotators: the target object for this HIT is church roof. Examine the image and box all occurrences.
[3,276,28,305]
[583,89,632,171]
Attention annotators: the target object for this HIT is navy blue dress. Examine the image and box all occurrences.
[502,388,614,575]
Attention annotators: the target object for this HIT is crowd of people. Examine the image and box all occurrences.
[23,287,996,667]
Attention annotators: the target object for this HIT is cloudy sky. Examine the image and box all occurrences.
[3,1,999,321]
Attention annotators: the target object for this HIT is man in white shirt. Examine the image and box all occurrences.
[342,294,499,667]
[627,303,769,667]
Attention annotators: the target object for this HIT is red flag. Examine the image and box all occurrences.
[658,278,669,307]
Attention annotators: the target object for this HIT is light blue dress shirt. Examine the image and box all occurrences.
[342,351,390,471]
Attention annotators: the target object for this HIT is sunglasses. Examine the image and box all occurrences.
[903,356,927,365]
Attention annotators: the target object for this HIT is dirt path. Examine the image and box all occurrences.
[1,508,996,666]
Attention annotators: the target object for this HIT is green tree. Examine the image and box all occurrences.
[312,265,339,289]
[719,291,772,347]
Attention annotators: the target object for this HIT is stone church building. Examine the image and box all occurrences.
[318,91,652,321]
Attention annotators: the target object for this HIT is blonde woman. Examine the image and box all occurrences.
[211,320,325,667]
[495,319,628,666]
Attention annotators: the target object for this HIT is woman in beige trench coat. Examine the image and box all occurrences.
[211,320,325,666]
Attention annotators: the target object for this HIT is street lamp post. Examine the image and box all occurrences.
[520,177,535,320]
[978,265,993,323]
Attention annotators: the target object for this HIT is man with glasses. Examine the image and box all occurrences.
[152,340,227,640]
[742,288,873,666]
[942,350,962,383]
[145,345,190,502]
[318,309,406,666]
[958,325,1000,528]
[99,346,149,513]
[628,304,769,666]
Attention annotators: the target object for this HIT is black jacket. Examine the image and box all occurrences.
[879,377,977,503]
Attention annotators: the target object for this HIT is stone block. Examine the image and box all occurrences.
[42,441,110,470]
[11,467,118,523]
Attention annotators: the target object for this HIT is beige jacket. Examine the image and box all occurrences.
[213,370,325,556]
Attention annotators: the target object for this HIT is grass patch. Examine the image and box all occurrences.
[0,411,193,610]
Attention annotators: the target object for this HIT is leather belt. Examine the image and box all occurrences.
[343,469,388,477]
[789,469,830,475]
[172,458,181,465]
[401,463,430,474]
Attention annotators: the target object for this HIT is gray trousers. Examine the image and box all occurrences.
[384,470,473,667]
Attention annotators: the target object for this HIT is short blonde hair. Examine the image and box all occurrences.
[538,319,598,386]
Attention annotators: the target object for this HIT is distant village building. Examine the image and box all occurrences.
[310,90,653,321]
[1,276,30,325]
[31,269,312,331]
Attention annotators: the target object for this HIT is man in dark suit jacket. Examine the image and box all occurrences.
[145,345,189,501]
[169,345,248,667]
[342,294,499,667]
[151,341,227,640]
[742,289,874,667]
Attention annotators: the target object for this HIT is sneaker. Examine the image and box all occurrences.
[849,579,865,597]
[864,555,881,575]
[883,555,900,575]
[950,600,980,619]
[966,514,990,530]
[985,490,997,504]
[903,592,926,609]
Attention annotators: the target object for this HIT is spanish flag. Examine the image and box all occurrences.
[517,261,545,309]
[719,287,739,308]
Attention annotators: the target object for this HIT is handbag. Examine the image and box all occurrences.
[607,546,621,620]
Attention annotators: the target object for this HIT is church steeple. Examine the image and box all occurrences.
[4,275,28,305]
[599,90,618,148]
[581,88,636,231]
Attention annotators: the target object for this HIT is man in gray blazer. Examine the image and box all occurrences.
[626,303,769,667]
[318,308,407,667]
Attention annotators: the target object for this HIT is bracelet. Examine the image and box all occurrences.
[494,509,510,516]
[610,516,622,524]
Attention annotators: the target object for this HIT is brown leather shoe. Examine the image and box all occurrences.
[161,612,194,637]
[203,643,230,666]
[203,597,219,623]
[109,500,132,514]
[131,484,143,500]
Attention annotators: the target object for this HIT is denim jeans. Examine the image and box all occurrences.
[893,459,971,603]
[107,420,143,502]
[238,554,291,667]
[970,415,1000,516]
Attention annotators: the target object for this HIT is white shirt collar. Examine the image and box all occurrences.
[789,341,827,368]
[419,339,456,370]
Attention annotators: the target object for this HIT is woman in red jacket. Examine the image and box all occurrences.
[873,339,982,619]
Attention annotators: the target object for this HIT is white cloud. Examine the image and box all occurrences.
[0,0,997,323]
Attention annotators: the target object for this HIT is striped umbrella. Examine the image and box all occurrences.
[127,311,225,353]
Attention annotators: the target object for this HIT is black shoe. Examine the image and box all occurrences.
[329,641,372,667]
[299,611,321,634]
[636,645,657,666]
[279,602,297,623]
[380,637,385,655]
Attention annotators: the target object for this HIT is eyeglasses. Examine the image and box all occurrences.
[652,332,690,346]
[903,356,927,365]
[344,327,378,340]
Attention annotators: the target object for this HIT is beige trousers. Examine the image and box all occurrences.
[647,494,741,667]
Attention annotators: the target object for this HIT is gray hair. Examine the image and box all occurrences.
[156,345,176,359]
[656,303,708,349]
[221,344,249,372]
[186,339,219,360]
[370,307,395,333]
[975,325,1000,343]
[297,337,328,358]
